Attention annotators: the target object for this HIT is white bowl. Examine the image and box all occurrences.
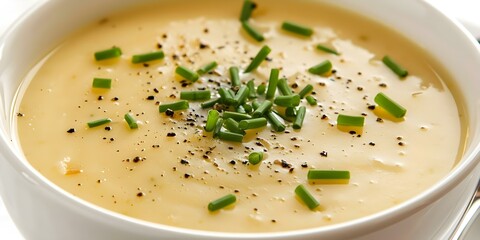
[1,0,480,239]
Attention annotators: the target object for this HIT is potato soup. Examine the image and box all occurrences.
[15,0,465,233]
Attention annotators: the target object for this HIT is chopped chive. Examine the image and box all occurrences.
[298,84,313,98]
[243,103,253,113]
[159,100,189,113]
[236,105,246,114]
[92,78,112,89]
[201,98,221,109]
[252,100,273,118]
[274,94,300,107]
[205,110,220,132]
[277,78,293,96]
[266,68,279,99]
[213,118,224,138]
[244,45,271,73]
[308,170,350,181]
[305,95,317,106]
[247,80,257,99]
[223,111,252,121]
[131,51,164,63]
[124,113,138,129]
[281,21,313,37]
[87,118,112,128]
[308,60,332,75]
[208,194,236,212]
[197,61,218,75]
[217,130,244,142]
[218,88,236,105]
[248,152,264,165]
[285,107,297,117]
[224,118,246,135]
[272,109,292,123]
[374,92,407,118]
[266,111,286,132]
[229,66,241,87]
[239,117,267,130]
[295,184,319,210]
[256,83,266,95]
[94,46,122,61]
[241,21,264,42]
[180,90,211,101]
[316,44,339,55]
[293,106,306,129]
[239,0,256,21]
[233,85,250,106]
[251,100,260,109]
[337,114,364,127]
[176,66,199,82]
[382,55,408,78]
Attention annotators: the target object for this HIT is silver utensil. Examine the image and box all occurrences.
[449,180,480,239]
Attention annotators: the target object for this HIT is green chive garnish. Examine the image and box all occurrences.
[256,83,266,95]
[316,44,339,55]
[281,21,313,37]
[197,61,218,75]
[277,78,293,96]
[244,45,271,73]
[201,98,220,109]
[94,46,122,61]
[180,90,211,101]
[236,105,246,114]
[223,111,252,121]
[92,78,112,89]
[382,55,408,78]
[233,85,250,106]
[247,80,258,99]
[208,194,236,212]
[308,169,350,184]
[159,100,189,113]
[337,114,364,127]
[176,66,199,82]
[374,92,407,118]
[295,184,319,210]
[266,111,286,132]
[224,118,246,135]
[243,103,253,113]
[131,51,164,63]
[285,107,297,117]
[248,152,264,165]
[298,84,313,99]
[239,117,267,130]
[274,94,300,107]
[239,0,256,21]
[218,88,236,105]
[308,60,332,75]
[217,130,244,142]
[213,118,224,138]
[229,66,241,87]
[124,113,138,129]
[305,95,317,106]
[205,110,220,132]
[252,100,273,118]
[241,21,265,42]
[293,106,306,129]
[266,68,279,99]
[87,118,112,128]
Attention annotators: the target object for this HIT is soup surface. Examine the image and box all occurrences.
[16,0,464,233]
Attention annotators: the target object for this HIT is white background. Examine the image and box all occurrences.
[0,0,479,239]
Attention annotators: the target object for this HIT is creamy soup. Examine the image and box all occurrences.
[15,0,465,233]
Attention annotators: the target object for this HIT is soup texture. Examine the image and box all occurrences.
[16,0,464,233]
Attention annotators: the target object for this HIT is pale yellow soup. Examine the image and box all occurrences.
[16,0,465,233]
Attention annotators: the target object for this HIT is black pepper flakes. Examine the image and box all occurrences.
[105,126,112,131]
[17,113,25,117]
[146,95,155,100]
[369,142,376,146]
[180,159,189,165]
[167,132,176,137]
[66,128,76,133]
[137,192,144,197]
[165,109,175,117]
[368,105,376,110]
[320,151,328,157]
